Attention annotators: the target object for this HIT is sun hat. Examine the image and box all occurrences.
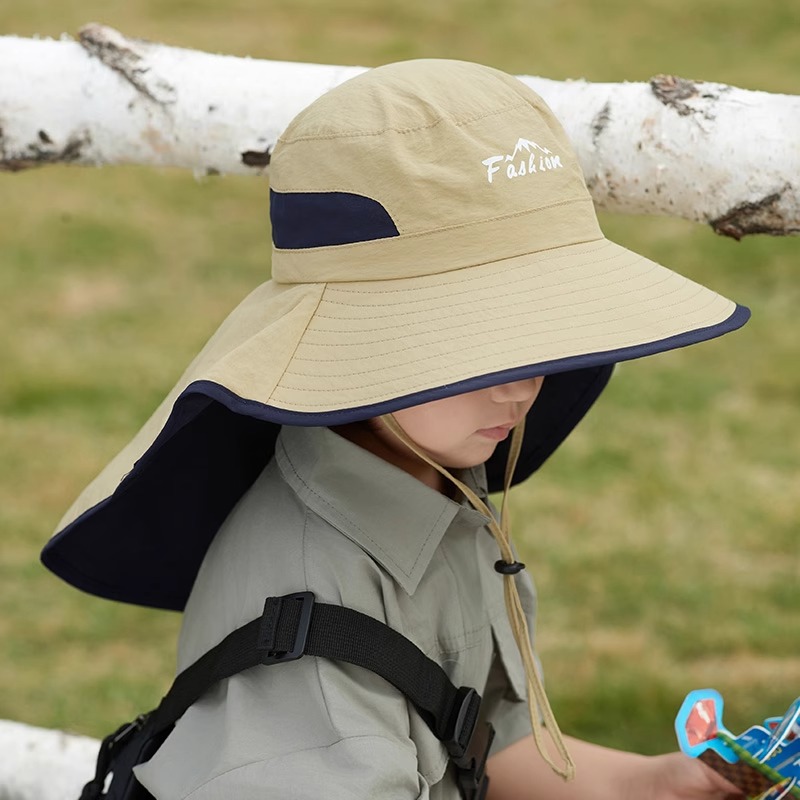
[41,58,749,613]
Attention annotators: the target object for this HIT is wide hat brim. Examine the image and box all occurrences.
[252,237,745,416]
[41,236,748,611]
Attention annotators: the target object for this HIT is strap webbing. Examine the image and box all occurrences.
[151,593,464,745]
[85,592,493,800]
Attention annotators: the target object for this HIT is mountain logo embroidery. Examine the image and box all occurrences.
[482,138,563,184]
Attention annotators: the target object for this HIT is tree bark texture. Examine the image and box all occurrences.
[1,25,799,238]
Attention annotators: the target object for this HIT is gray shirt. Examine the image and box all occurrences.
[137,425,537,799]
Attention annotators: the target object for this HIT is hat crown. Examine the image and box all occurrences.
[269,60,598,284]
[279,60,532,138]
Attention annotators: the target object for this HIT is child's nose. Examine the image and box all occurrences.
[489,377,541,403]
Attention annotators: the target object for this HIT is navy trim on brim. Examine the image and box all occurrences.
[40,304,749,611]
[199,303,750,427]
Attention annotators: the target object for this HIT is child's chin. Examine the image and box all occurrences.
[440,445,498,470]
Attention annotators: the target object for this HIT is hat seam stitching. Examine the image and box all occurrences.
[265,285,328,406]
[278,288,724,390]
[313,266,647,321]
[316,246,634,306]
[295,281,712,359]
[277,99,530,145]
[301,270,682,342]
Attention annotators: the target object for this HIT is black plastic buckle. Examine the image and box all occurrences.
[109,712,151,749]
[79,713,153,800]
[258,591,315,664]
[446,687,495,800]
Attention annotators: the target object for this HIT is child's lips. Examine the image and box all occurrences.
[477,425,514,441]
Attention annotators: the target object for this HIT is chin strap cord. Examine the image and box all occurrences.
[379,413,576,782]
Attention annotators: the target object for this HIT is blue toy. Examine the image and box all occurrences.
[676,689,800,799]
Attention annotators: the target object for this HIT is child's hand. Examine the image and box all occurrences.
[632,752,745,800]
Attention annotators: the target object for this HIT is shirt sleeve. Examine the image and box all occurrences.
[134,655,446,800]
[180,736,432,800]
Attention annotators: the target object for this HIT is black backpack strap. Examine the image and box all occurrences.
[87,592,494,800]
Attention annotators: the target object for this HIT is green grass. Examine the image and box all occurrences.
[1,0,799,760]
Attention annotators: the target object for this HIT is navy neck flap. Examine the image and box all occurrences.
[41,365,612,611]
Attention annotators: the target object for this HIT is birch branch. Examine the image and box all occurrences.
[1,25,798,238]
[0,719,98,800]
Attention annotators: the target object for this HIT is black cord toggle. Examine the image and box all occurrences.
[494,560,525,575]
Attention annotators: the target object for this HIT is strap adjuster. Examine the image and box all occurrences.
[445,687,495,800]
[257,591,315,664]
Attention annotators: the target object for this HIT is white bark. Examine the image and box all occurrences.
[1,25,798,238]
[0,719,98,800]
[0,26,364,175]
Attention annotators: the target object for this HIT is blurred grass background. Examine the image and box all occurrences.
[1,0,798,756]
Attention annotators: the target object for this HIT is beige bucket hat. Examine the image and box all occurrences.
[42,59,748,610]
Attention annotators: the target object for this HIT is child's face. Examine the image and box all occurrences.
[391,376,544,469]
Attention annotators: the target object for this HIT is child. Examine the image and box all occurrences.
[42,59,749,799]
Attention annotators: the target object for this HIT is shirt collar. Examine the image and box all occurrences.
[275,425,490,595]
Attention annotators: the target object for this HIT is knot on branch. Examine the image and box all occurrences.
[241,148,271,168]
[650,75,700,116]
[0,127,91,172]
[591,101,611,147]
[711,184,798,240]
[78,23,176,106]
